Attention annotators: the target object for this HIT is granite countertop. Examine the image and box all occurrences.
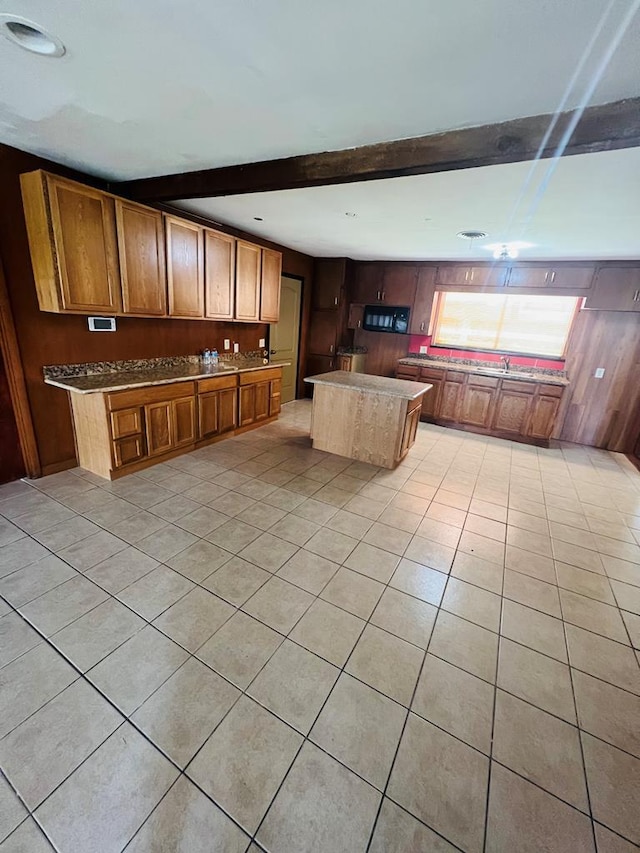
[397,357,569,386]
[45,361,287,394]
[305,370,433,400]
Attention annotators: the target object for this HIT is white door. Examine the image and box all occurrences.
[270,276,302,404]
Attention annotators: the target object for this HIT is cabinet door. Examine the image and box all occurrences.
[308,311,338,355]
[460,384,496,428]
[269,379,282,417]
[199,391,219,439]
[380,266,418,304]
[172,397,196,447]
[46,175,122,312]
[239,385,256,426]
[110,407,143,439]
[347,304,364,330]
[313,259,345,310]
[236,241,261,321]
[352,264,384,303]
[585,268,640,311]
[145,402,173,456]
[306,354,335,377]
[254,381,270,421]
[113,435,145,468]
[398,402,421,460]
[204,229,235,320]
[260,248,282,322]
[507,265,594,290]
[219,388,238,433]
[439,381,464,421]
[420,377,442,420]
[115,200,166,316]
[436,265,507,287]
[527,396,560,440]
[166,216,204,318]
[492,391,532,435]
[409,267,436,334]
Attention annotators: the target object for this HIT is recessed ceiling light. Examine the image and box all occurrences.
[0,15,65,56]
[345,212,357,217]
[457,230,488,240]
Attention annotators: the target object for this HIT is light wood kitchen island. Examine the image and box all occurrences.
[304,371,432,468]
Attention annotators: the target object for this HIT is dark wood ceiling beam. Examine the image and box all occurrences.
[114,97,640,202]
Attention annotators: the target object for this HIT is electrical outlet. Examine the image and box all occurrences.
[259,338,265,348]
[419,346,428,354]
[594,367,605,379]
[223,339,230,350]
[233,342,240,353]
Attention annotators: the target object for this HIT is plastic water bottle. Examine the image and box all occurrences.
[202,348,211,365]
[211,349,219,367]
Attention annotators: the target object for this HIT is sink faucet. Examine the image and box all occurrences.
[500,356,511,372]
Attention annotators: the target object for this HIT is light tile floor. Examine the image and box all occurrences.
[1,399,639,852]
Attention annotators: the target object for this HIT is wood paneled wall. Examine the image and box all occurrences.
[0,144,314,473]
[559,309,640,452]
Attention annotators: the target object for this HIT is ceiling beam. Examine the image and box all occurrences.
[114,97,640,202]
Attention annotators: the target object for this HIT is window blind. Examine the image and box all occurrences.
[433,292,580,357]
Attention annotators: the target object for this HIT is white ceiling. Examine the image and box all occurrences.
[174,147,640,260]
[0,0,638,180]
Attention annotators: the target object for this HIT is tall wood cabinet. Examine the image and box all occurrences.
[260,248,282,323]
[116,200,166,316]
[21,171,122,313]
[165,216,204,318]
[204,229,235,320]
[236,241,262,321]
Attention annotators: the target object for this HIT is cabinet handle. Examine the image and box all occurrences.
[550,271,556,283]
[464,270,469,282]
[634,290,640,302]
[334,296,339,306]
[381,291,386,301]
[420,322,425,331]
[329,344,334,354]
[544,271,549,282]
[469,270,474,282]
[357,320,361,328]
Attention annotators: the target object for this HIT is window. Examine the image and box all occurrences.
[432,292,581,358]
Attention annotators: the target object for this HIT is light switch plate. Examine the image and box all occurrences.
[419,346,428,354]
[223,339,230,350]
[594,367,605,378]
[233,342,240,353]
[259,338,265,348]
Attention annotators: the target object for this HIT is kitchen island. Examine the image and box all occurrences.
[304,371,432,469]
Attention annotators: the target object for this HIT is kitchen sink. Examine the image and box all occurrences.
[477,367,533,379]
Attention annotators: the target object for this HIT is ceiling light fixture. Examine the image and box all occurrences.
[0,15,65,56]
[457,230,487,240]
[485,241,534,260]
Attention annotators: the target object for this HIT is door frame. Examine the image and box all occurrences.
[272,272,304,401]
[0,254,40,477]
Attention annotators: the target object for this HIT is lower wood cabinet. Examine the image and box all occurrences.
[395,364,564,444]
[398,400,421,460]
[68,368,283,480]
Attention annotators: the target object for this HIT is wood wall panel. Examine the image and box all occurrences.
[0,143,314,473]
[559,309,640,452]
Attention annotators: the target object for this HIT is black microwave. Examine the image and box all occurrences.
[362,305,410,334]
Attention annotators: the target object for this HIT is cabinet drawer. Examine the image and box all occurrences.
[396,365,419,380]
[467,375,499,388]
[501,380,536,394]
[239,367,281,385]
[444,370,466,383]
[113,435,145,468]
[108,381,196,410]
[197,375,238,393]
[419,368,445,380]
[537,383,564,398]
[110,407,142,439]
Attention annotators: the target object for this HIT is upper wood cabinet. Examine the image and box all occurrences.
[21,171,122,314]
[260,248,282,323]
[165,215,204,318]
[506,264,594,290]
[236,241,261,322]
[115,200,166,316]
[313,259,347,310]
[409,267,437,334]
[435,265,508,287]
[584,267,640,312]
[352,264,385,304]
[380,266,419,304]
[204,229,235,320]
